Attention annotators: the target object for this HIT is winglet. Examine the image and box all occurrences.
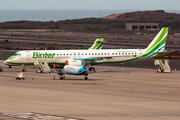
[88,38,104,50]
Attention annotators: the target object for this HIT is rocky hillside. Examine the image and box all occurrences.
[103,10,180,20]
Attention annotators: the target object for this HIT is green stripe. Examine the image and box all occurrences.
[147,28,168,52]
[7,56,16,60]
[5,62,65,66]
[92,42,101,50]
[38,61,44,70]
[159,60,164,70]
[97,42,103,49]
[92,38,104,50]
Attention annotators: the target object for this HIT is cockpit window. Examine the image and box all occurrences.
[13,53,21,56]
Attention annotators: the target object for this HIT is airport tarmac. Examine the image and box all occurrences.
[0,60,180,120]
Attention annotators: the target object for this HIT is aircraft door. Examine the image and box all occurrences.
[26,51,31,60]
[138,49,142,57]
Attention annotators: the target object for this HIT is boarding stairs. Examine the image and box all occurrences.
[34,60,50,73]
[154,59,171,73]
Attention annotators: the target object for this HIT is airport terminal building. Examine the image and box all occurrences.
[126,23,159,30]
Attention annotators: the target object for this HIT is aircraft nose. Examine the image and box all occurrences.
[4,59,11,65]
[4,60,8,65]
[5,59,10,63]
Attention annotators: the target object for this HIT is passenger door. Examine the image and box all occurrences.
[26,51,31,60]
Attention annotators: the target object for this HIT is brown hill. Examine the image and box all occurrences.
[103,10,180,20]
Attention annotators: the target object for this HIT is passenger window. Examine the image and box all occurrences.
[92,53,93,55]
[112,53,114,55]
[104,53,106,55]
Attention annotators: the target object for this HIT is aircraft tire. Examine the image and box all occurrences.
[60,77,63,80]
[22,69,26,72]
[85,77,88,80]
[89,67,95,71]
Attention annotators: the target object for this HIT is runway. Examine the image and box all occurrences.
[0,62,179,120]
[0,35,180,119]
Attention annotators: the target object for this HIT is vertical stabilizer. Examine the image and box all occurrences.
[145,27,169,53]
[88,38,104,50]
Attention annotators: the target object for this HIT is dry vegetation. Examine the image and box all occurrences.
[1,10,180,35]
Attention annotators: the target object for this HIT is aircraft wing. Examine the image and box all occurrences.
[86,69,112,74]
[43,69,63,74]
[43,69,76,75]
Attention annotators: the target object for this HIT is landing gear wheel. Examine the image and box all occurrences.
[157,67,161,73]
[9,66,12,68]
[85,77,88,80]
[60,77,63,80]
[22,69,26,72]
[89,67,95,71]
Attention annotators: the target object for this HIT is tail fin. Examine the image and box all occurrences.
[145,27,168,53]
[88,38,104,50]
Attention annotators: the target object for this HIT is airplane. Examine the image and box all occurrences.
[3,38,104,71]
[4,27,169,73]
[45,58,111,80]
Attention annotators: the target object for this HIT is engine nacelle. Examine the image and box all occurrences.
[65,60,82,66]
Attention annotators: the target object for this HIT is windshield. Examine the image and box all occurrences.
[13,53,21,56]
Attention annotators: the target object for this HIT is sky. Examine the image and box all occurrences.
[0,0,179,10]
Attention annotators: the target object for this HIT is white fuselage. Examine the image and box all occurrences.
[5,49,145,66]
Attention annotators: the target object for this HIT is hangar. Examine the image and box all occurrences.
[126,23,159,30]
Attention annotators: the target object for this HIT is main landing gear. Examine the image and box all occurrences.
[89,67,95,72]
[60,75,65,80]
[22,69,26,72]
